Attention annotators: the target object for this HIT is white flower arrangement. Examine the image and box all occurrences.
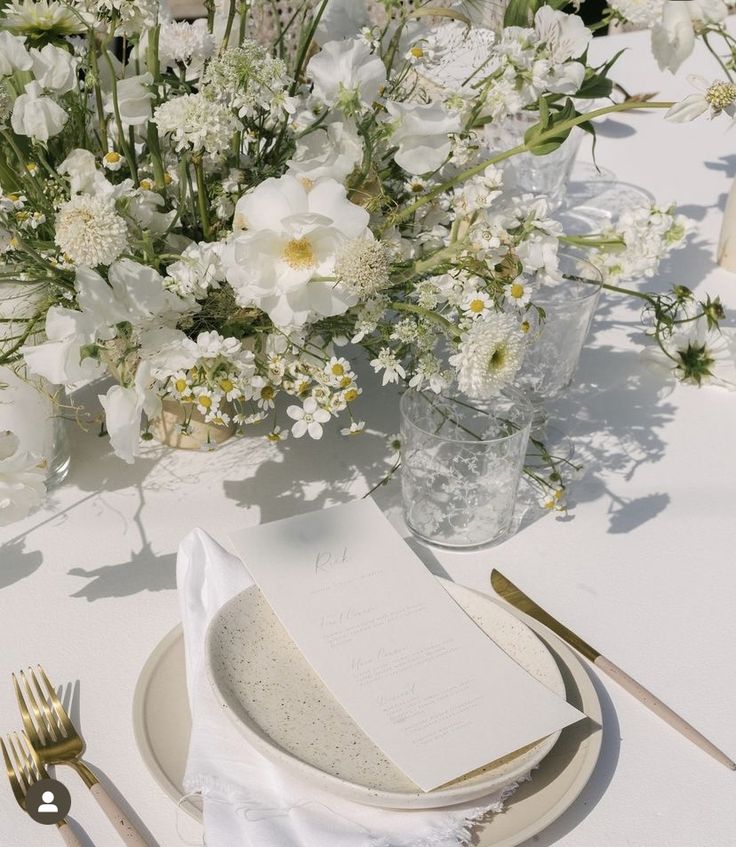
[0,0,728,519]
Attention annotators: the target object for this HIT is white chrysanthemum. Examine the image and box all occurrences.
[449,313,526,398]
[154,93,241,156]
[54,195,128,267]
[0,431,45,526]
[202,42,291,117]
[334,239,391,297]
[2,0,84,38]
[159,19,216,72]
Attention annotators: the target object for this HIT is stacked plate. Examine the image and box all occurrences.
[134,580,603,846]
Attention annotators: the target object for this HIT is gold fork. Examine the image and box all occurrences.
[14,666,150,847]
[1,731,83,846]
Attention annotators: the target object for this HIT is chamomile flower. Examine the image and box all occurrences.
[341,421,365,436]
[217,375,242,402]
[194,387,219,416]
[462,291,493,319]
[506,279,532,308]
[324,356,351,386]
[102,151,124,171]
[266,426,288,442]
[286,397,331,439]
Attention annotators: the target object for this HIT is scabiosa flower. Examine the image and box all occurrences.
[334,239,391,297]
[153,93,241,156]
[201,42,291,118]
[54,195,128,267]
[158,19,216,74]
[449,312,526,398]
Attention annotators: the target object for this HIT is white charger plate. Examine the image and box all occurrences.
[133,590,602,846]
[205,580,565,809]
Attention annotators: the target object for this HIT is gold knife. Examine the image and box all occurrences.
[491,569,736,771]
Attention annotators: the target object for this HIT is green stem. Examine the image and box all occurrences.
[102,50,138,184]
[388,100,674,228]
[222,0,237,46]
[89,44,109,153]
[289,0,328,94]
[192,157,212,241]
[389,301,460,339]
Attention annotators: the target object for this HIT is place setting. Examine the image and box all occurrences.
[2,0,736,845]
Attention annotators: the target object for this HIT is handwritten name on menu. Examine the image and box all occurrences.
[230,499,584,791]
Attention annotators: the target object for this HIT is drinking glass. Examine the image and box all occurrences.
[515,252,602,427]
[400,388,533,548]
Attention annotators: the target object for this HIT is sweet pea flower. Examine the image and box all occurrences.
[11,80,68,142]
[0,31,32,75]
[383,100,462,175]
[30,44,79,94]
[307,38,386,110]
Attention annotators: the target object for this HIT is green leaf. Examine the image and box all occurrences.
[575,73,614,99]
[504,0,534,28]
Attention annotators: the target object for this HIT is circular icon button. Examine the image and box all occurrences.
[25,778,71,825]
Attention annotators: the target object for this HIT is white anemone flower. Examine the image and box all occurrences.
[223,175,370,327]
[383,100,462,175]
[666,75,736,122]
[11,80,67,142]
[307,38,386,109]
[0,432,45,525]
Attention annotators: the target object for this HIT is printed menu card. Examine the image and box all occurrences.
[230,499,584,791]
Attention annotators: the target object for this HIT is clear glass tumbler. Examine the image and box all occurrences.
[400,388,533,549]
[515,251,602,424]
[486,114,583,210]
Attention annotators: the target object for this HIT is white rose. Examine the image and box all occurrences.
[11,80,68,142]
[30,44,79,94]
[0,32,32,76]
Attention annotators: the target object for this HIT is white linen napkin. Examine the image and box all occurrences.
[177,527,528,847]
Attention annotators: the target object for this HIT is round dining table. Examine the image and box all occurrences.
[1,25,735,847]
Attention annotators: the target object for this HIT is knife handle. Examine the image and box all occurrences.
[594,655,736,770]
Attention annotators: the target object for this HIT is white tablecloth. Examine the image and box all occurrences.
[2,28,736,847]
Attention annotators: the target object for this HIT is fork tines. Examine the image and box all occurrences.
[1,731,44,807]
[13,665,73,748]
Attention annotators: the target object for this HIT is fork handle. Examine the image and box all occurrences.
[90,783,150,846]
[58,822,84,847]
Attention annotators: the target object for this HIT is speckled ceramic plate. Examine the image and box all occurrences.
[132,596,602,845]
[204,579,567,809]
